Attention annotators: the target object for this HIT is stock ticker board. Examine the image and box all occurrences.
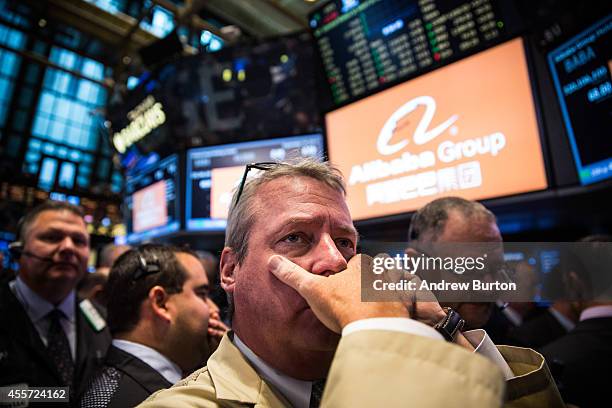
[309,0,520,106]
[548,15,612,185]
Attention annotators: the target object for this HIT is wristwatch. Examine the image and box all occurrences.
[434,307,465,342]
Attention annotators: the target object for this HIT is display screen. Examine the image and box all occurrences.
[326,38,547,221]
[309,0,520,106]
[548,15,612,185]
[125,154,181,243]
[0,231,16,271]
[186,134,324,231]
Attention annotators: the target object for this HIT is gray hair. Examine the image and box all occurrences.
[225,158,346,263]
[408,197,496,243]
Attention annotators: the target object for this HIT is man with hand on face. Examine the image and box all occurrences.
[80,244,227,408]
[138,159,559,408]
[0,201,111,404]
[406,197,564,406]
[406,197,504,330]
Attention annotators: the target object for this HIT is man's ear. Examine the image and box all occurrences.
[220,247,238,294]
[148,286,172,322]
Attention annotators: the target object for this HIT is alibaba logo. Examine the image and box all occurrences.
[377,96,459,156]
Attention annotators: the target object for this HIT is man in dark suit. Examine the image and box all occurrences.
[505,264,577,349]
[506,305,573,348]
[79,244,228,408]
[540,235,612,407]
[541,307,612,408]
[0,201,111,405]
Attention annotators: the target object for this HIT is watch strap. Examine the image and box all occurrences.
[434,307,465,342]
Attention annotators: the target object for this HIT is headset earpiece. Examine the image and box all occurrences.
[8,241,24,260]
[133,251,160,280]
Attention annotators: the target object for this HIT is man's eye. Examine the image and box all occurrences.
[284,234,300,243]
[336,238,354,249]
[196,291,209,300]
[41,234,61,242]
[282,233,306,244]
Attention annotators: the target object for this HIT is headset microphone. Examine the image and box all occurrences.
[8,242,54,263]
[22,251,54,263]
[8,241,23,259]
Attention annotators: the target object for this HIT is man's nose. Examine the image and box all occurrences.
[57,237,77,255]
[310,235,348,276]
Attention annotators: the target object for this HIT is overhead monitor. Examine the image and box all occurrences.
[186,134,325,231]
[125,154,181,243]
[548,15,612,185]
[326,38,547,221]
[309,0,521,106]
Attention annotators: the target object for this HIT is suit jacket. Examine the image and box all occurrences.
[0,281,111,405]
[80,345,173,408]
[506,310,569,349]
[541,317,612,408]
[138,330,562,408]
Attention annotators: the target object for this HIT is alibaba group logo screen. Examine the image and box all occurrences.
[326,38,547,221]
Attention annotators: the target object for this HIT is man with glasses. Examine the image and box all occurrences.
[406,196,564,405]
[140,159,561,407]
[80,244,227,408]
[0,201,111,405]
[406,197,505,330]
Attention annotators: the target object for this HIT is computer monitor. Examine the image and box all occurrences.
[124,154,181,243]
[326,38,547,222]
[548,15,612,185]
[186,134,324,231]
[309,0,522,106]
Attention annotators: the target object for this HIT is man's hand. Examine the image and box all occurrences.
[369,254,447,327]
[268,254,409,333]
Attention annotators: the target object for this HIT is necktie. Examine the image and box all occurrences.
[46,309,74,386]
[309,379,326,408]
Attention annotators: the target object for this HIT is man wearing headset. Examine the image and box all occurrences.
[0,200,111,405]
[80,244,228,408]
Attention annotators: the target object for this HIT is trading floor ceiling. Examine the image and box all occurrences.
[41,0,321,48]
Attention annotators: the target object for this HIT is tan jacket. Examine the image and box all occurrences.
[138,331,562,407]
[499,345,564,407]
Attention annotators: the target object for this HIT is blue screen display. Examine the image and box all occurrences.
[548,15,612,185]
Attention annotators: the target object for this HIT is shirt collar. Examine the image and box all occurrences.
[14,277,75,323]
[112,339,182,384]
[233,335,312,408]
[548,307,576,331]
[579,305,612,322]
